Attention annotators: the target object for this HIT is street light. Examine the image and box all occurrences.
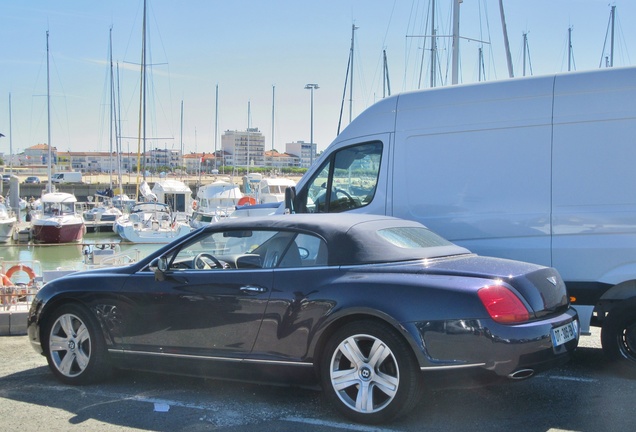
[304,83,319,166]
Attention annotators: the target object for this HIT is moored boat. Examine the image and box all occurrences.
[114,201,191,244]
[31,192,85,243]
[0,202,17,243]
[190,179,243,229]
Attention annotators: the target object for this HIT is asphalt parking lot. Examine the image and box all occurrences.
[0,328,634,432]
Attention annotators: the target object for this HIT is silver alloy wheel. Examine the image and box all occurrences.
[48,313,92,378]
[329,333,400,414]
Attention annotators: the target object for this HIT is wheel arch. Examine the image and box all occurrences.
[37,296,113,351]
[310,310,423,380]
[596,281,636,321]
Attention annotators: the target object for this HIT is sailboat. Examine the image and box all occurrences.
[113,0,191,243]
[30,32,85,244]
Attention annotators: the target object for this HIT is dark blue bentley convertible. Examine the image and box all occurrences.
[27,214,578,424]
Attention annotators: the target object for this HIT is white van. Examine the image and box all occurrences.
[50,172,83,184]
[286,66,636,370]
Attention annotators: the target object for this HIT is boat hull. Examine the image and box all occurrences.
[32,222,84,243]
[0,219,17,243]
[115,222,191,244]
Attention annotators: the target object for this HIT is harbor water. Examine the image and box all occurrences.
[0,231,163,273]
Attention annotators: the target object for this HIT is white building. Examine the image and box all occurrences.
[285,141,316,168]
[221,128,265,168]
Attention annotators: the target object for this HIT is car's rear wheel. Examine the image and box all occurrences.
[601,303,636,376]
[321,320,422,424]
[43,304,111,385]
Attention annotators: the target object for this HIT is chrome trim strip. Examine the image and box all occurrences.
[420,363,486,371]
[108,349,314,367]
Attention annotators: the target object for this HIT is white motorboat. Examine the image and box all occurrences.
[30,192,85,244]
[82,194,123,232]
[0,202,17,243]
[190,179,243,229]
[256,177,296,204]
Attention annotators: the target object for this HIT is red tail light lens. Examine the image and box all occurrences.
[478,285,530,324]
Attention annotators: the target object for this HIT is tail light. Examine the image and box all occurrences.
[478,285,530,324]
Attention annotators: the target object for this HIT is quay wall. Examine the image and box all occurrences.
[17,181,200,202]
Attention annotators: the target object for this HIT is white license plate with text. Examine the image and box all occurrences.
[551,322,577,347]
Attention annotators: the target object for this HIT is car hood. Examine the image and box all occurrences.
[419,255,569,318]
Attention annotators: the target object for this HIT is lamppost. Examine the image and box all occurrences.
[304,83,319,166]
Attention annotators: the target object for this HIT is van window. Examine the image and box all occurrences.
[296,142,382,213]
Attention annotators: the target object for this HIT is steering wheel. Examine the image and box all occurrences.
[334,188,357,208]
[193,253,224,269]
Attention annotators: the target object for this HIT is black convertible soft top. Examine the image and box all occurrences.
[202,213,471,266]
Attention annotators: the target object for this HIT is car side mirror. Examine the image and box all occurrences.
[284,186,296,214]
[149,257,168,281]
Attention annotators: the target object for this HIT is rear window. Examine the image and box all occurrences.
[377,227,452,249]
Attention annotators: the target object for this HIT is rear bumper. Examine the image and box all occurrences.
[409,308,579,378]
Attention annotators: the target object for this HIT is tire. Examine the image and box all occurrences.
[320,320,422,424]
[601,303,636,376]
[42,304,112,385]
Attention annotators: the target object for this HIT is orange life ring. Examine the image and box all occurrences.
[237,196,256,206]
[192,200,198,210]
[5,264,37,284]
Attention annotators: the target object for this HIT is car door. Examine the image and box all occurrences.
[119,229,276,359]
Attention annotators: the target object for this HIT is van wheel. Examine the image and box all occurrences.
[601,304,636,375]
[320,321,422,424]
[43,304,111,385]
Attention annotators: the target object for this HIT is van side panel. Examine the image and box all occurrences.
[552,68,636,291]
[391,77,555,266]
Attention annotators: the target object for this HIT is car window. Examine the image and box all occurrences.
[297,142,382,214]
[165,229,327,270]
[377,227,453,248]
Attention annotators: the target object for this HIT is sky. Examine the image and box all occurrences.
[1,0,635,160]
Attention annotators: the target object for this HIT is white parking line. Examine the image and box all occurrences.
[545,375,597,383]
[284,416,400,432]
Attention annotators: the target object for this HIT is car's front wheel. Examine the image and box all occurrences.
[321,320,422,424]
[43,304,111,385]
[601,302,636,376]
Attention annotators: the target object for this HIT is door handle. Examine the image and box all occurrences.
[240,285,267,294]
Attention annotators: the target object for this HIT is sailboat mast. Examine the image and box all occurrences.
[498,0,514,78]
[451,0,460,85]
[430,0,437,88]
[610,5,615,67]
[568,27,573,72]
[247,101,251,175]
[46,31,52,194]
[116,63,124,192]
[109,27,114,190]
[180,100,183,177]
[349,24,357,123]
[8,93,13,173]
[142,0,148,178]
[383,50,391,98]
[271,85,275,151]
[215,84,219,171]
[478,47,485,81]
[135,0,147,199]
[522,33,528,77]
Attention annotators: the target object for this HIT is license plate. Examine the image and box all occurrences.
[551,322,577,347]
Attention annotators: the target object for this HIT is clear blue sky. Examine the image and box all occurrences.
[1,0,634,159]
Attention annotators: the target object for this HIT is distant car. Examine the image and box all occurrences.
[2,174,10,184]
[24,176,41,184]
[27,214,579,424]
